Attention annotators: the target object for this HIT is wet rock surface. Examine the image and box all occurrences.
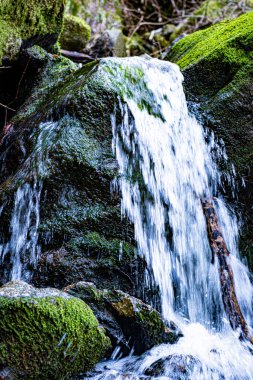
[144,354,202,378]
[65,282,181,356]
[0,53,159,308]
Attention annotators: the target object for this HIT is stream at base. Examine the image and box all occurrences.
[85,56,253,379]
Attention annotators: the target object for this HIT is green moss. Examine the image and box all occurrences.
[111,296,135,317]
[102,59,165,120]
[67,232,135,263]
[0,0,66,63]
[168,11,253,71]
[0,294,110,379]
[60,14,91,51]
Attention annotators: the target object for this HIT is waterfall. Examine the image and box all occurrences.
[88,57,253,379]
[0,121,59,282]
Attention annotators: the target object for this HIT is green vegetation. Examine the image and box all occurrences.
[0,0,66,63]
[0,284,110,379]
[167,11,253,71]
[60,14,91,50]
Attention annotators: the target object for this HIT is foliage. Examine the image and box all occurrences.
[0,0,66,64]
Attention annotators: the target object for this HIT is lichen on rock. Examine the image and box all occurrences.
[0,281,111,379]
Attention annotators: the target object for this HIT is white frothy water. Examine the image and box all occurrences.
[0,121,58,281]
[87,57,253,379]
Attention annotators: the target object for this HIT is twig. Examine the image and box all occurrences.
[0,102,16,112]
[15,56,31,101]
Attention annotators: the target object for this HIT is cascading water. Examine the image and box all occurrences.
[0,121,59,282]
[86,57,253,379]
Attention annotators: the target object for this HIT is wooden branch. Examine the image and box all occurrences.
[60,49,93,62]
[202,199,253,344]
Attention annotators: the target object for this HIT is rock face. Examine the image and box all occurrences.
[60,14,91,51]
[0,0,66,64]
[167,11,253,269]
[65,282,181,355]
[0,281,111,379]
[0,53,158,306]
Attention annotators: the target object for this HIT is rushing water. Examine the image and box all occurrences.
[0,121,59,281]
[86,57,253,379]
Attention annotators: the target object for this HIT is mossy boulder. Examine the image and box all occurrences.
[60,14,91,51]
[0,0,66,64]
[65,282,181,355]
[167,11,253,269]
[0,56,159,306]
[0,281,111,379]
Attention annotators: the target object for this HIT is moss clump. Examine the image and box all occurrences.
[60,14,91,51]
[167,11,253,71]
[0,282,111,380]
[0,0,66,64]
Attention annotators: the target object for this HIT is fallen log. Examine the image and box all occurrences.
[202,199,253,344]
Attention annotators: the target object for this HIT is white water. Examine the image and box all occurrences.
[0,121,58,281]
[87,57,253,379]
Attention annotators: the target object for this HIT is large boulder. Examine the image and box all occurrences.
[0,281,111,379]
[0,0,66,64]
[65,282,181,356]
[167,11,253,269]
[0,54,158,307]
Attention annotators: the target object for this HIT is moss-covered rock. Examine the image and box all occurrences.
[65,282,181,355]
[0,45,77,129]
[60,14,91,51]
[0,281,111,379]
[0,57,159,305]
[167,11,253,269]
[167,11,253,73]
[0,0,66,64]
